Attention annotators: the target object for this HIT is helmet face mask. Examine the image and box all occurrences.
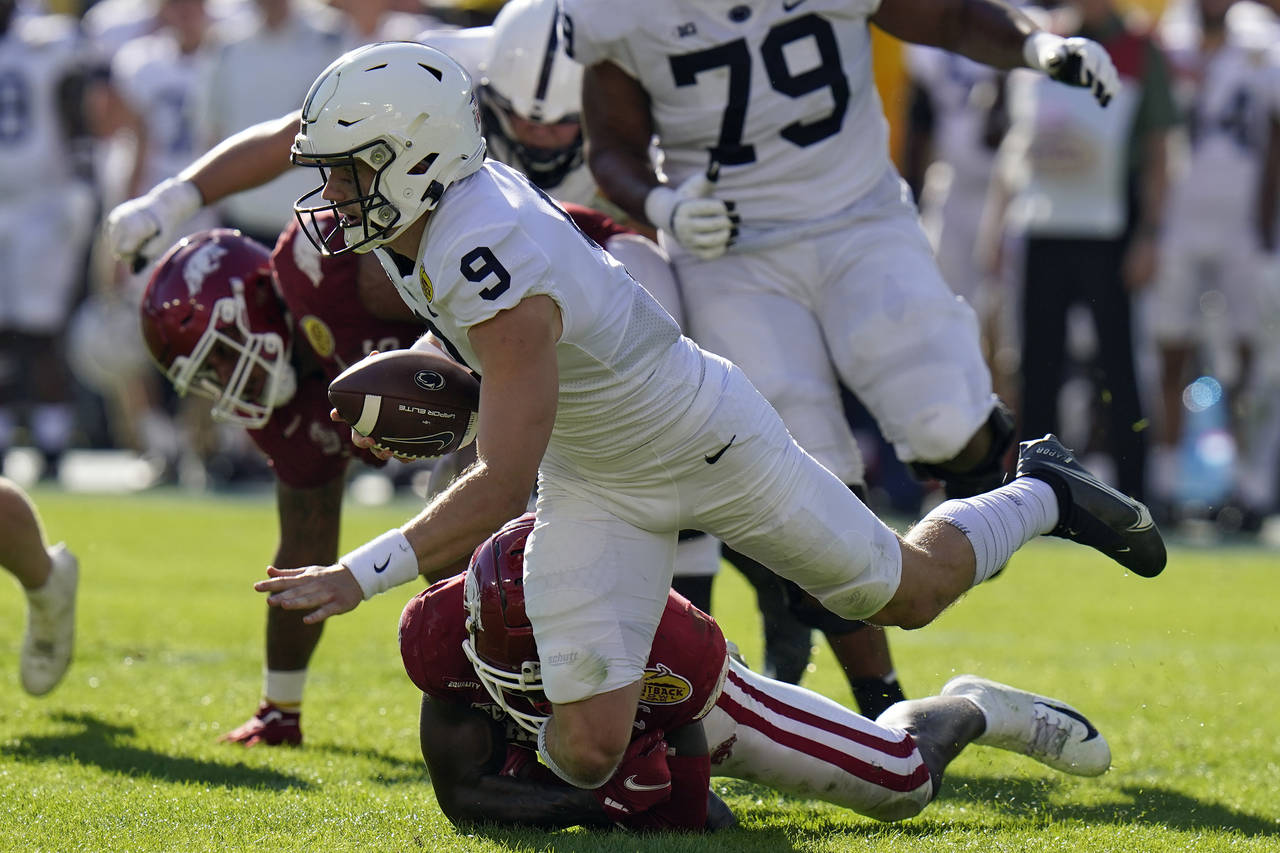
[141,230,296,429]
[292,140,404,255]
[168,283,295,428]
[291,42,487,257]
[479,85,583,190]
[479,0,584,191]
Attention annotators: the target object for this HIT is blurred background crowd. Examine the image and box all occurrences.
[1,0,1278,544]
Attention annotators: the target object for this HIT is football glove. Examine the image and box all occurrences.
[105,177,203,272]
[1023,32,1119,107]
[591,729,672,822]
[644,171,738,261]
[616,751,714,832]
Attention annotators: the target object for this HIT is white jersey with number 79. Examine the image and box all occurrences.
[561,0,891,225]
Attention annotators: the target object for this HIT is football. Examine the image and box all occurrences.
[328,349,481,459]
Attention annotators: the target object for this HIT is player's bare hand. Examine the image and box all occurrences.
[328,407,398,460]
[255,564,362,624]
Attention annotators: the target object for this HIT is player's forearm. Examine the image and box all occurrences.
[582,63,661,224]
[441,776,613,830]
[873,0,1037,71]
[177,111,300,206]
[273,477,345,570]
[401,460,531,582]
[587,143,659,227]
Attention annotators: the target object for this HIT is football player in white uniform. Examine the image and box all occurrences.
[1148,0,1280,526]
[564,0,1119,507]
[0,0,96,476]
[252,42,1162,791]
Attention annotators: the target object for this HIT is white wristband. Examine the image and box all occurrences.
[340,529,418,600]
[643,186,678,232]
[150,177,204,224]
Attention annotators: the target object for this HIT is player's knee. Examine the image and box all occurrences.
[552,712,631,785]
[555,730,628,787]
[902,403,982,464]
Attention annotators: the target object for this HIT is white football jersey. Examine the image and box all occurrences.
[111,32,205,193]
[562,0,890,224]
[1165,38,1277,229]
[0,14,83,196]
[375,160,706,467]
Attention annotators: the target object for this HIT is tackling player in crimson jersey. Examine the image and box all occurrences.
[140,217,428,746]
[399,514,1116,832]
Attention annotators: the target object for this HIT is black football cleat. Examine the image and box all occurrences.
[1016,434,1166,578]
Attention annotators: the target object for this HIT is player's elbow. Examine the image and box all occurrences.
[434,787,489,829]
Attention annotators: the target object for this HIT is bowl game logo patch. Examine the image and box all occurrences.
[418,264,434,303]
[639,663,692,706]
[301,315,335,358]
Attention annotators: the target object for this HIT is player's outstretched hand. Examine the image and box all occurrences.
[1024,32,1119,107]
[255,564,363,624]
[105,178,203,271]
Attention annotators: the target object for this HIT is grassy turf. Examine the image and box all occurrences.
[1,488,1277,851]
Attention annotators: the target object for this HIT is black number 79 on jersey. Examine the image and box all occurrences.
[668,13,850,167]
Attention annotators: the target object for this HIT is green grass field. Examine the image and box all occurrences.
[1,487,1278,852]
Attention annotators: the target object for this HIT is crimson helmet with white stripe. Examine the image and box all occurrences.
[140,229,296,428]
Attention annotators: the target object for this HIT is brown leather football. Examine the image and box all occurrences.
[328,349,480,459]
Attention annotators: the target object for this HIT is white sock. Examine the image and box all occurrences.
[924,478,1059,586]
[264,669,308,711]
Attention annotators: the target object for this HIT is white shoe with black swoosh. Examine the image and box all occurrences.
[941,674,1111,776]
[1016,434,1166,578]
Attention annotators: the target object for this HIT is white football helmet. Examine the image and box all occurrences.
[292,41,487,255]
[479,0,584,189]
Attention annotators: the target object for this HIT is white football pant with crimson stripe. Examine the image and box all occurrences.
[702,659,933,822]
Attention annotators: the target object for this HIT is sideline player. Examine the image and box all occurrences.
[139,223,426,744]
[564,0,1118,505]
[254,43,1162,791]
[1,476,78,696]
[399,514,1112,831]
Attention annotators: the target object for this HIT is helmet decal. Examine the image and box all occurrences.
[183,241,229,297]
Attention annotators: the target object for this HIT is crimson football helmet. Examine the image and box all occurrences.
[460,513,550,734]
[140,229,296,428]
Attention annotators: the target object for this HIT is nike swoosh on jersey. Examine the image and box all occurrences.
[1035,700,1100,742]
[782,0,809,10]
[705,435,736,464]
[623,775,671,792]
